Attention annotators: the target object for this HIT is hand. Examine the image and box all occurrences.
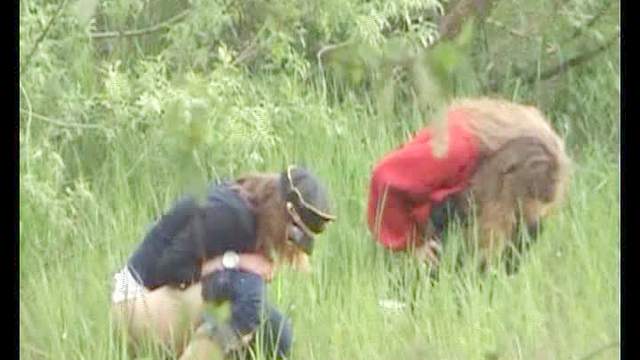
[201,253,274,282]
[238,253,275,282]
[414,238,442,268]
[290,252,312,273]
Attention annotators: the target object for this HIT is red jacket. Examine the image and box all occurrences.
[367,109,480,250]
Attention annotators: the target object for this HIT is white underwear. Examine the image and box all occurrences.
[111,266,147,304]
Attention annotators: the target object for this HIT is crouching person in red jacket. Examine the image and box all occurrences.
[367,98,570,271]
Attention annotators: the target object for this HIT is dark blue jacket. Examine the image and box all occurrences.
[128,182,259,290]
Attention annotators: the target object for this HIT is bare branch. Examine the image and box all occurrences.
[89,10,190,40]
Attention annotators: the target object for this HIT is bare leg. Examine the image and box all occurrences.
[178,324,226,360]
[179,315,256,360]
[111,283,205,355]
[413,238,442,267]
[476,202,515,271]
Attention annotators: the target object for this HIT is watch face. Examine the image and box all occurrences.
[223,251,239,269]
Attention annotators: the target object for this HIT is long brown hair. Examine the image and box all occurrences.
[232,173,303,265]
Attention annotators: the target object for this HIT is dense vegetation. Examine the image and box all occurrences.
[20,0,619,359]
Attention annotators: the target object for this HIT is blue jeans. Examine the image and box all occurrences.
[201,269,293,358]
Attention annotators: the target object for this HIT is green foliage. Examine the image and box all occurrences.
[424,19,475,97]
[20,0,619,359]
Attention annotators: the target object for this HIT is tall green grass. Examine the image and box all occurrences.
[20,68,619,359]
[20,0,619,358]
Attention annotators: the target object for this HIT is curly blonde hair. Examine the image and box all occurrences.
[432,98,572,267]
[453,97,571,205]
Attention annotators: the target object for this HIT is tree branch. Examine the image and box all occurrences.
[22,0,69,72]
[524,30,619,83]
[316,41,353,71]
[438,0,498,41]
[565,0,613,42]
[230,23,268,66]
[485,17,538,41]
[317,0,501,73]
[19,108,110,133]
[89,10,190,40]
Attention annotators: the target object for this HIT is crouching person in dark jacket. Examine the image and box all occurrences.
[110,165,335,359]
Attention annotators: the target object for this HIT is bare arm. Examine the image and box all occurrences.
[201,253,275,282]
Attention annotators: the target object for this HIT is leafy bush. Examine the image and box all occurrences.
[19,2,619,356]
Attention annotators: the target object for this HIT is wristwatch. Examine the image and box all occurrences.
[222,251,240,270]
